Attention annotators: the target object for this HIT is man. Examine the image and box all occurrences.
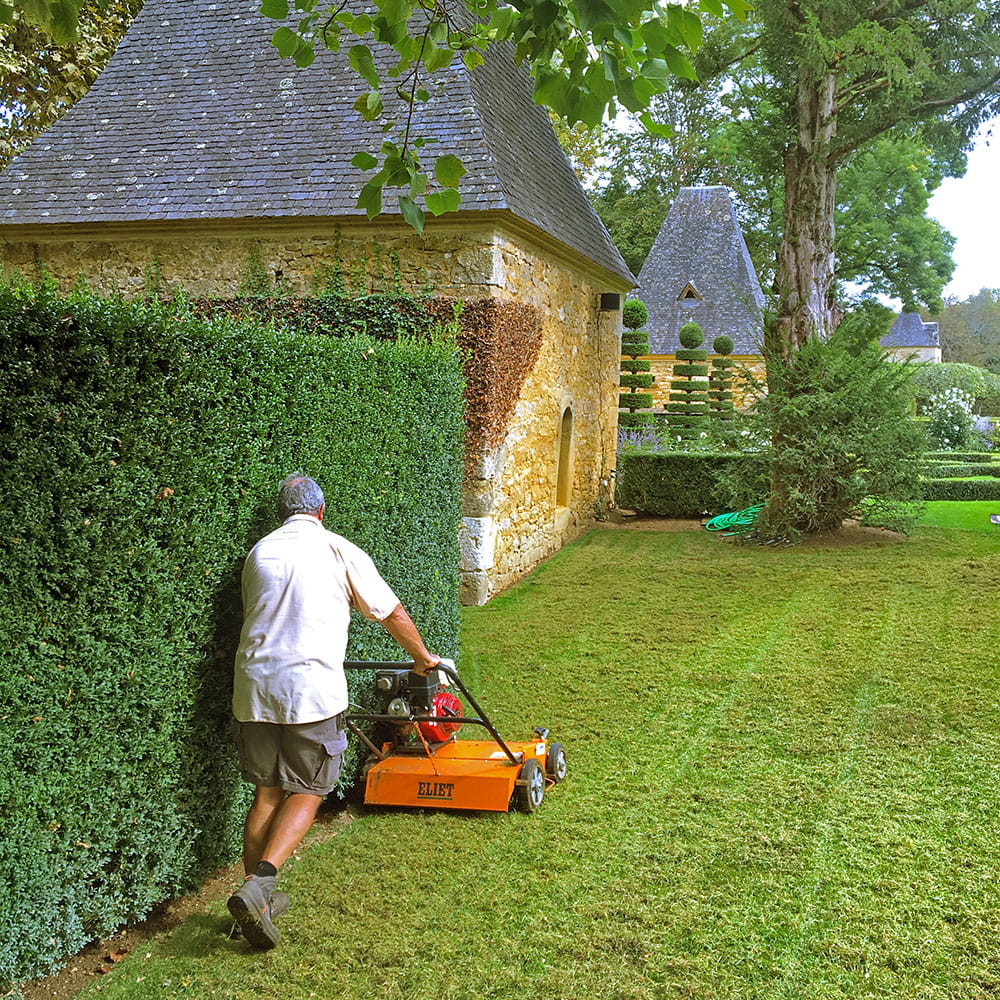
[227,474,441,950]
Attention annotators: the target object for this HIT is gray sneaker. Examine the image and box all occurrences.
[227,875,280,950]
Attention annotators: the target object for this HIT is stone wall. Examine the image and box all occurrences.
[460,234,622,604]
[2,215,627,604]
[644,354,767,413]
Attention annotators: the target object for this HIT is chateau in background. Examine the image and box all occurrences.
[880,312,942,363]
[0,0,634,604]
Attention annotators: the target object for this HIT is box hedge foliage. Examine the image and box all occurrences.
[0,280,464,986]
[615,452,768,518]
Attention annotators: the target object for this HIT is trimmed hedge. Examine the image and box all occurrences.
[921,463,1000,479]
[924,451,997,464]
[921,477,1000,501]
[616,452,768,517]
[0,282,464,986]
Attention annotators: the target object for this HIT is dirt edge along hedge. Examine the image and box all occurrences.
[0,280,464,986]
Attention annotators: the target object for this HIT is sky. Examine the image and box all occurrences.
[927,120,1000,301]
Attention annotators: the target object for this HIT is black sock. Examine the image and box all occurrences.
[254,860,278,878]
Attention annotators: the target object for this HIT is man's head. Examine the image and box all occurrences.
[278,474,325,521]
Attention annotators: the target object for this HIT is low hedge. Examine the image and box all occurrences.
[924,451,997,464]
[616,452,768,517]
[0,281,464,986]
[921,477,1000,501]
[921,463,1000,479]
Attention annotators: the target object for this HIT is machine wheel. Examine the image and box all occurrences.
[514,758,545,813]
[545,742,567,783]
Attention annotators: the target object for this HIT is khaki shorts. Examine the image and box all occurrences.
[233,714,348,796]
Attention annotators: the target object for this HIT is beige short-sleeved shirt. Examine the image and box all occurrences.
[232,514,400,724]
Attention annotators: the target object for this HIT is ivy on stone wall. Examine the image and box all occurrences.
[427,297,544,461]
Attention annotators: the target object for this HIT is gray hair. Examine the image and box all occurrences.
[277,474,325,520]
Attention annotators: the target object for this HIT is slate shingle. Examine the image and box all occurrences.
[0,0,631,284]
[880,312,940,349]
[636,186,765,355]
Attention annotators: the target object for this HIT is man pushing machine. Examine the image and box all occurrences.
[228,474,441,950]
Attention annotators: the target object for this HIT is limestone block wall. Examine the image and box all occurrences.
[2,215,627,604]
[644,355,767,413]
[0,218,504,299]
[885,346,942,364]
[460,235,624,604]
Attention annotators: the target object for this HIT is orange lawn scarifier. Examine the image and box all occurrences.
[343,661,566,813]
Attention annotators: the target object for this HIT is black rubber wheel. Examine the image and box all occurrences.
[545,742,567,783]
[514,758,545,813]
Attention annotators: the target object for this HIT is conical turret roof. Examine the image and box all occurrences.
[636,186,764,354]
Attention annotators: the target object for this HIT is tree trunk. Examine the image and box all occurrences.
[766,64,844,534]
[773,64,842,360]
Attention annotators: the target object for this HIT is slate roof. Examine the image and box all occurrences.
[0,0,631,284]
[636,186,765,355]
[880,312,940,349]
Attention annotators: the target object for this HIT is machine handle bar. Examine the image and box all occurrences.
[342,660,520,765]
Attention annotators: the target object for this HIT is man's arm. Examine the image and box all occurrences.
[379,604,440,676]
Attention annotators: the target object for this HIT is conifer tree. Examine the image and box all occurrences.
[619,299,654,430]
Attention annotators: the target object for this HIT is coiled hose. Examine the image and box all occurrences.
[704,504,765,536]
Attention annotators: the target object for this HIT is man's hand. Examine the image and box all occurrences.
[379,604,439,677]
[411,656,441,678]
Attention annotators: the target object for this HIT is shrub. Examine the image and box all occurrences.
[0,280,464,986]
[619,298,653,426]
[925,387,976,450]
[751,333,926,536]
[621,298,649,330]
[921,477,1000,501]
[616,452,768,517]
[667,322,710,439]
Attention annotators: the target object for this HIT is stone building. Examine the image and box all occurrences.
[635,186,765,409]
[880,312,942,363]
[0,0,634,605]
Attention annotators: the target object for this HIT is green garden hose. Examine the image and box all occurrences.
[704,504,765,536]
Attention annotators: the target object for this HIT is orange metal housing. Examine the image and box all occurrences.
[363,738,548,812]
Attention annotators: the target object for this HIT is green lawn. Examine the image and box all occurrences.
[64,523,1000,1000]
[920,500,1000,535]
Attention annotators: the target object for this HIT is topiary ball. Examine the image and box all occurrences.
[713,335,734,356]
[622,299,649,331]
[678,321,704,349]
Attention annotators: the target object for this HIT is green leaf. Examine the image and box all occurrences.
[638,112,674,139]
[573,0,616,31]
[667,5,703,51]
[375,0,411,26]
[698,0,724,15]
[434,154,466,188]
[349,44,381,89]
[357,179,384,219]
[351,152,380,170]
[259,0,289,18]
[0,3,12,25]
[462,50,485,71]
[426,189,462,216]
[424,44,456,73]
[293,45,316,68]
[398,195,425,234]
[353,91,384,121]
[271,26,301,58]
[662,45,698,81]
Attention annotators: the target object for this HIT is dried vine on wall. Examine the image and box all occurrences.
[427,297,544,464]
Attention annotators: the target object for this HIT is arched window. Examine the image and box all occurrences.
[556,406,573,508]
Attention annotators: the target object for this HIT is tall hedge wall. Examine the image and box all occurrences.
[616,452,768,518]
[0,281,464,986]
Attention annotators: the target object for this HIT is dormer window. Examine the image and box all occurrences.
[678,282,702,307]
